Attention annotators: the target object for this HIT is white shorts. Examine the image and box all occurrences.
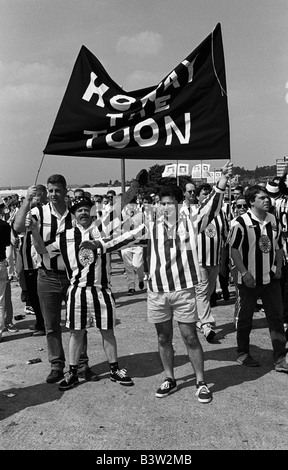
[147,287,199,324]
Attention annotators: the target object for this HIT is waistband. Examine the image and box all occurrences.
[39,267,66,275]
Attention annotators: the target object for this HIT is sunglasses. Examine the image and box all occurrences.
[236,204,247,209]
[187,190,196,194]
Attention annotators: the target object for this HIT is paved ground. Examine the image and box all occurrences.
[1,256,288,452]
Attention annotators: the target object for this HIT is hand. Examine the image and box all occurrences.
[243,271,256,288]
[135,169,148,186]
[25,212,36,230]
[274,268,282,280]
[221,161,233,178]
[25,185,37,202]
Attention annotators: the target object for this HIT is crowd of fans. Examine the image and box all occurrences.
[1,168,288,401]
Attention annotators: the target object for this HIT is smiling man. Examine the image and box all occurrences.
[229,185,288,372]
[27,195,133,391]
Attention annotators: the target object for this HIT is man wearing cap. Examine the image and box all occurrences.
[27,195,133,391]
[13,174,95,384]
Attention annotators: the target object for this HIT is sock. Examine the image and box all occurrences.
[70,365,78,376]
[109,362,119,373]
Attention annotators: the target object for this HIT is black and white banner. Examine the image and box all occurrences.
[43,23,230,161]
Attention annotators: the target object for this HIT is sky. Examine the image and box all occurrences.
[1,0,288,188]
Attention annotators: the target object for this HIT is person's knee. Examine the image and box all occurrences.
[157,332,172,347]
[183,331,200,349]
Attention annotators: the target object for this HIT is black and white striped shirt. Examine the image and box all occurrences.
[197,209,229,266]
[31,203,72,271]
[275,195,288,261]
[16,206,43,270]
[95,187,225,292]
[46,221,111,288]
[229,209,282,285]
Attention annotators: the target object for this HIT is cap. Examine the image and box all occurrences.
[266,181,280,197]
[70,196,94,214]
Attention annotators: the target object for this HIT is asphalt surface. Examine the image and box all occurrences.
[1,256,288,454]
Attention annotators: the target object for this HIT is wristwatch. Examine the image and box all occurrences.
[241,271,249,277]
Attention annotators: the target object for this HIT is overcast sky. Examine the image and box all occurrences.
[1,0,288,188]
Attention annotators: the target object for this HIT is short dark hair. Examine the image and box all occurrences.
[74,188,85,196]
[47,174,67,189]
[245,185,268,207]
[36,184,47,193]
[158,184,183,203]
[196,183,212,197]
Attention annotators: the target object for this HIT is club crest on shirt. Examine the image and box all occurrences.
[205,224,216,238]
[259,234,272,253]
[78,247,95,266]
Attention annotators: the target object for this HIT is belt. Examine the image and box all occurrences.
[40,267,66,275]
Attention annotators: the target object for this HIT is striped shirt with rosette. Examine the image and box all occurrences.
[229,209,282,286]
[197,209,229,266]
[95,187,225,293]
[45,222,114,330]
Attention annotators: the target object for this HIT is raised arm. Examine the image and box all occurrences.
[13,185,37,233]
[25,213,47,254]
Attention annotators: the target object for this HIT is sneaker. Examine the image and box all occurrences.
[14,314,25,321]
[195,381,213,403]
[202,323,216,343]
[7,324,19,333]
[237,354,260,367]
[78,368,99,382]
[24,306,35,315]
[139,281,144,290]
[275,359,288,373]
[110,368,134,386]
[58,372,79,391]
[127,288,135,296]
[155,378,177,398]
[46,369,64,384]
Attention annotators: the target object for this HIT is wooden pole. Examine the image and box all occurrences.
[121,159,126,194]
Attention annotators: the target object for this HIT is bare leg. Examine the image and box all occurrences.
[155,319,175,379]
[69,329,86,366]
[99,328,118,363]
[178,321,205,383]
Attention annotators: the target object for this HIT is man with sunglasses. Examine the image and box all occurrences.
[183,182,198,208]
[194,183,229,342]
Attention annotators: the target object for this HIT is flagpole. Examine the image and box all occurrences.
[176,160,179,185]
[34,153,45,185]
[121,158,126,194]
